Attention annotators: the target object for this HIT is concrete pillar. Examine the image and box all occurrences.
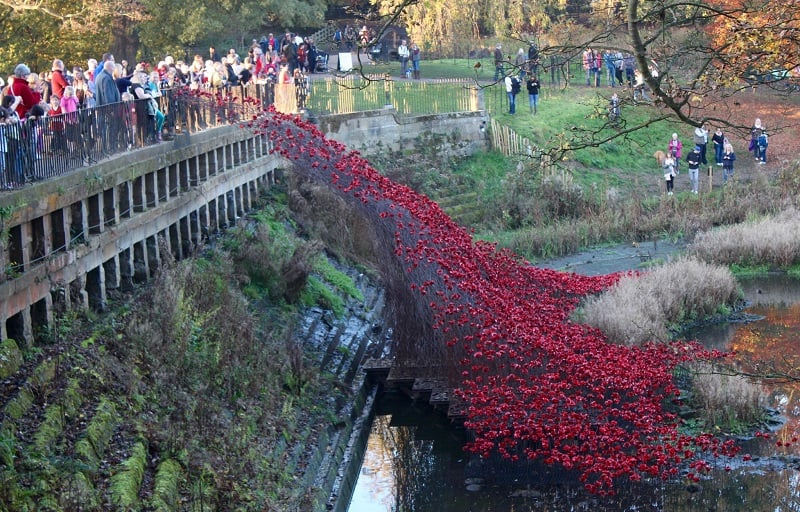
[85,266,106,312]
[146,235,160,277]
[145,172,157,208]
[158,167,168,201]
[103,256,120,290]
[119,248,134,291]
[180,216,192,257]
[88,192,103,234]
[169,223,181,260]
[69,275,89,310]
[18,222,31,271]
[30,295,53,344]
[179,160,189,192]
[197,205,210,242]
[168,163,178,197]
[118,182,132,219]
[133,241,149,283]
[103,187,116,227]
[50,208,67,253]
[41,213,53,257]
[133,176,145,213]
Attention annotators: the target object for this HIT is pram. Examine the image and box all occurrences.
[314,52,329,73]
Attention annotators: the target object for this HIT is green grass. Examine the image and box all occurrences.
[484,84,688,178]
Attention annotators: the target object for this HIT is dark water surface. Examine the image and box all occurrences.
[347,274,800,511]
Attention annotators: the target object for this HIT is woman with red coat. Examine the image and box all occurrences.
[10,64,41,119]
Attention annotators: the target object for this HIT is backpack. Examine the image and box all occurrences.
[511,77,521,94]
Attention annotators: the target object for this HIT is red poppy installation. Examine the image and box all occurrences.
[260,109,738,494]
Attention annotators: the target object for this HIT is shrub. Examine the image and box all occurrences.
[579,256,739,345]
[688,362,766,432]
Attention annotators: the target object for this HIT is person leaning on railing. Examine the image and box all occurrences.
[129,70,160,143]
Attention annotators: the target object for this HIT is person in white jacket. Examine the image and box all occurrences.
[397,40,410,78]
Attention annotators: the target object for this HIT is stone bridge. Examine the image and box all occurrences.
[0,107,487,345]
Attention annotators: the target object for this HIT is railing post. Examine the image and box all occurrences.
[383,73,393,108]
[470,86,484,112]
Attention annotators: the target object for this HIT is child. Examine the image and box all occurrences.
[47,95,67,153]
[757,129,768,164]
[663,154,676,195]
[667,132,682,173]
[722,143,736,184]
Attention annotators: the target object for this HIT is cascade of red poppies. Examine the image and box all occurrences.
[259,109,738,493]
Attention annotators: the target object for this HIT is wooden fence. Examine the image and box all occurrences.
[488,118,571,178]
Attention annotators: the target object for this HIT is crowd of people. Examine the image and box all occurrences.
[1,29,325,137]
[0,29,333,188]
[660,118,768,196]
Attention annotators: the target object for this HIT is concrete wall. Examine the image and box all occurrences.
[317,108,489,157]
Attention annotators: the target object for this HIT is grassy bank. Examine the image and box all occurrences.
[0,186,376,511]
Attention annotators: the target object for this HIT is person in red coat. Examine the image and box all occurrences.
[10,64,41,118]
[50,59,68,100]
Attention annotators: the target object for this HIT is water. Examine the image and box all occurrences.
[347,275,800,511]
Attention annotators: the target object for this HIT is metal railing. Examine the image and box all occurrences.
[1,79,480,190]
[306,76,479,115]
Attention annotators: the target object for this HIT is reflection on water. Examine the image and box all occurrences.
[348,276,800,511]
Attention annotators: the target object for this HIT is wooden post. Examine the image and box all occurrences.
[707,165,713,193]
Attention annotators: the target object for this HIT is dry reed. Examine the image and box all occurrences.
[688,362,766,429]
[689,208,800,268]
[580,257,739,346]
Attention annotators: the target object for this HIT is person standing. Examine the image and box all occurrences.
[47,94,67,153]
[693,122,709,165]
[494,44,504,81]
[686,145,702,194]
[604,50,617,87]
[410,43,421,79]
[505,74,520,114]
[711,127,725,166]
[398,40,410,78]
[722,143,736,183]
[94,60,121,106]
[757,129,768,164]
[50,59,68,100]
[95,60,123,150]
[583,48,595,86]
[613,50,624,87]
[667,132,683,167]
[344,25,356,52]
[663,153,677,195]
[594,50,603,87]
[209,46,221,63]
[749,118,763,162]
[527,43,539,75]
[515,48,527,79]
[9,64,41,119]
[623,53,635,86]
[526,74,540,114]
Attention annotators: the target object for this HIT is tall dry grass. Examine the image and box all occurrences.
[688,362,766,430]
[579,257,739,346]
[689,208,800,268]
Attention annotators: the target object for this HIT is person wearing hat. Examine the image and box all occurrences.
[10,63,41,119]
[494,44,504,81]
[686,144,703,194]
